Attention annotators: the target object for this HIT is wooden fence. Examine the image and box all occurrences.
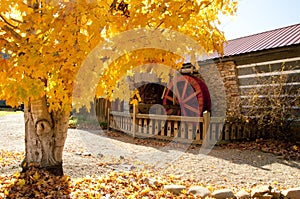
[94,98,263,143]
[95,98,111,122]
[108,107,228,144]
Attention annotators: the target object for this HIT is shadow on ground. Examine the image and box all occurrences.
[78,128,300,171]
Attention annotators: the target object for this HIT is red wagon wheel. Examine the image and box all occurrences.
[162,75,211,117]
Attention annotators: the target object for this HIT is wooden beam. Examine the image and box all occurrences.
[238,69,300,79]
[236,57,300,69]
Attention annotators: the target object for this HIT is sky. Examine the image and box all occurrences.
[220,0,300,40]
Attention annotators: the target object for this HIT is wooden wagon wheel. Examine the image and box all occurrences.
[162,75,211,116]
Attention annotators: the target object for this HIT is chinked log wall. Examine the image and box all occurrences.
[217,57,300,139]
[236,57,300,107]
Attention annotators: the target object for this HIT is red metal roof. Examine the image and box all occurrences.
[208,23,300,59]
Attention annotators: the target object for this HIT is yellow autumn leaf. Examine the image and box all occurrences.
[130,99,138,105]
[13,172,20,178]
[4,189,9,196]
[292,145,298,151]
[17,179,26,187]
[32,171,40,181]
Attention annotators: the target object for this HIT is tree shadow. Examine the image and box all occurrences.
[205,146,300,170]
[79,128,300,171]
[2,167,71,199]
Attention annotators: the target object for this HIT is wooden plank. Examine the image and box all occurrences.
[117,116,121,129]
[107,108,110,129]
[203,111,210,140]
[179,68,198,74]
[231,124,236,140]
[124,116,128,132]
[112,115,116,129]
[236,57,300,69]
[167,121,172,137]
[119,116,122,129]
[224,124,230,141]
[174,121,179,138]
[111,111,131,117]
[148,119,153,135]
[128,117,131,132]
[154,120,159,135]
[115,115,119,128]
[219,123,224,141]
[180,122,186,139]
[243,123,250,138]
[237,124,242,140]
[137,114,204,122]
[211,123,217,141]
[187,123,193,140]
[160,120,165,136]
[195,122,201,141]
[120,116,123,130]
[125,116,128,132]
[132,105,137,138]
[143,119,148,134]
[138,118,143,134]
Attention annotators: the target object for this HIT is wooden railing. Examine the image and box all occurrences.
[109,108,225,144]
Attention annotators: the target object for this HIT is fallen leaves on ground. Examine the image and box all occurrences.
[0,166,203,199]
[0,166,294,199]
[0,167,71,199]
[0,146,297,198]
[221,139,300,161]
[0,150,24,167]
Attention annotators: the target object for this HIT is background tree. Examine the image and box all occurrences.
[0,0,237,175]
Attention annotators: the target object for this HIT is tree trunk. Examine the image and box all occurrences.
[22,97,69,176]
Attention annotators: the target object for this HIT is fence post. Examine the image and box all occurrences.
[203,111,210,140]
[132,104,137,138]
[107,107,110,129]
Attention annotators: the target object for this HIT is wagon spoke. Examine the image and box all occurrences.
[182,90,200,103]
[184,104,200,115]
[174,82,181,101]
[167,109,173,114]
[181,80,188,99]
[181,107,187,116]
[164,95,173,102]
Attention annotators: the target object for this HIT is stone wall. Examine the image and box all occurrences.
[216,61,240,115]
[199,60,239,117]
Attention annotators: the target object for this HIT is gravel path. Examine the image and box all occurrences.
[0,113,299,190]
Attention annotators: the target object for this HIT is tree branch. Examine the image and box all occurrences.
[2,25,22,40]
[0,37,20,50]
[0,14,18,28]
[155,21,164,29]
[10,17,23,24]
[199,1,213,10]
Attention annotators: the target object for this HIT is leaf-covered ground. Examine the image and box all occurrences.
[0,166,214,199]
[0,150,24,167]
[0,114,299,198]
[0,165,294,199]
[0,137,299,199]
